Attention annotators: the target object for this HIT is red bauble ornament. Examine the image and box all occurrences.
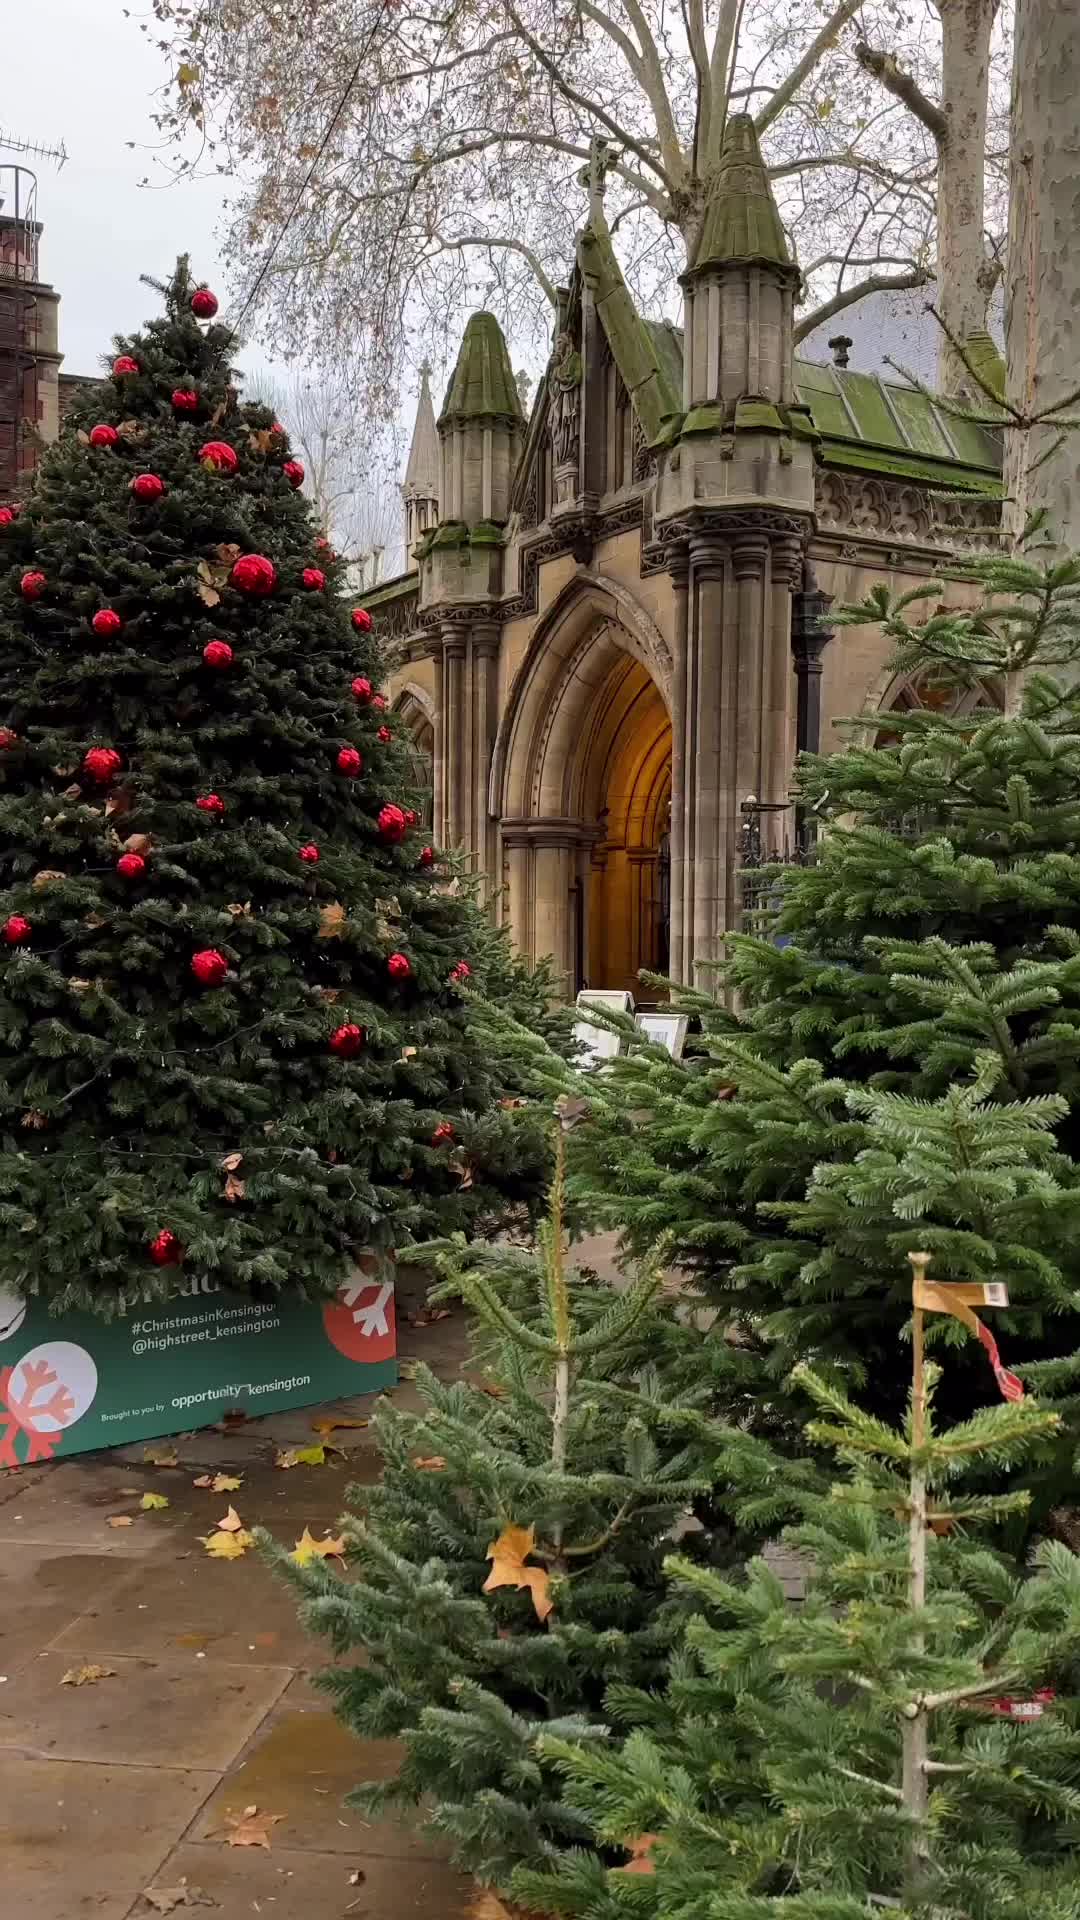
[377,725,391,744]
[329,1022,365,1058]
[377,804,407,844]
[203,640,233,669]
[371,693,387,712]
[301,567,326,591]
[112,355,139,376]
[0,509,14,526]
[191,288,220,319]
[419,846,434,868]
[92,609,122,637]
[20,571,45,600]
[2,914,30,946]
[83,746,122,784]
[351,676,373,704]
[351,607,372,634]
[199,440,238,474]
[403,807,418,827]
[196,792,225,815]
[230,553,277,595]
[282,460,305,488]
[89,423,119,448]
[450,961,472,984]
[131,472,165,503]
[191,948,228,988]
[0,728,18,751]
[431,1121,456,1146]
[337,746,363,777]
[299,843,320,863]
[172,388,199,412]
[117,852,146,879]
[387,952,412,980]
[149,1228,183,1268]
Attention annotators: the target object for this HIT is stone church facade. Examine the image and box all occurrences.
[367,118,1002,997]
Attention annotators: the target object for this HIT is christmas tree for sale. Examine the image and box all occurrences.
[0,258,551,1312]
[524,1226,1080,1920]
[483,540,1080,1459]
[264,1135,717,1889]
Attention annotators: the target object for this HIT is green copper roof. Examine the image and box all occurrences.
[439,312,523,427]
[792,357,1001,484]
[578,215,682,441]
[691,114,794,277]
[960,329,1006,406]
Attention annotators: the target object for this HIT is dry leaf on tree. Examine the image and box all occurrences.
[31,869,66,890]
[483,1523,553,1623]
[223,1804,284,1849]
[616,1834,660,1875]
[316,900,347,940]
[219,1152,243,1172]
[223,1173,246,1203]
[412,1455,447,1472]
[61,1663,116,1686]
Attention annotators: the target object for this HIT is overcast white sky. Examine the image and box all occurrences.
[4,0,280,386]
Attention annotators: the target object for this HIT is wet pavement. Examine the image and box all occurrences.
[0,1276,481,1920]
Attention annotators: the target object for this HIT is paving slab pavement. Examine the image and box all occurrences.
[0,1279,496,1920]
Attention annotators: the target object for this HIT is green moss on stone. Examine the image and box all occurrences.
[691,115,795,277]
[439,313,522,426]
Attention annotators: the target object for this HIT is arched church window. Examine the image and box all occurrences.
[874,668,1002,748]
[392,694,435,829]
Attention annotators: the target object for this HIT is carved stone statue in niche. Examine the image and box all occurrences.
[549,328,583,501]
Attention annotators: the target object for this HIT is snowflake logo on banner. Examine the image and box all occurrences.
[322,1273,396,1364]
[0,1342,98,1466]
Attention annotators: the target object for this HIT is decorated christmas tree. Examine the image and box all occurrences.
[522,1244,1080,1920]
[265,1133,721,1888]
[0,258,552,1312]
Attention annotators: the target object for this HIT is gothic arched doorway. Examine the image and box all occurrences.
[492,579,673,997]
[393,685,435,829]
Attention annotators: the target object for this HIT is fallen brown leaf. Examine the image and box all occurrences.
[223,1804,284,1850]
[316,900,347,940]
[412,1455,447,1472]
[217,1504,244,1531]
[144,1443,180,1467]
[274,1444,326,1469]
[61,1663,116,1686]
[141,1878,216,1913]
[107,1515,134,1529]
[191,1472,243,1493]
[310,1415,368,1437]
[407,1305,452,1328]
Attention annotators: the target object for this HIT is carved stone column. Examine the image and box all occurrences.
[667,537,690,983]
[790,565,835,760]
[434,616,500,900]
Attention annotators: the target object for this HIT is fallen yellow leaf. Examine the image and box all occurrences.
[61,1663,116,1686]
[289,1527,347,1567]
[144,1443,180,1467]
[274,1444,325,1469]
[140,1492,170,1511]
[193,1472,243,1492]
[107,1515,134,1529]
[200,1528,254,1559]
[223,1804,284,1849]
[483,1523,554,1623]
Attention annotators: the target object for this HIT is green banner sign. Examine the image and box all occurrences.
[0,1273,397,1467]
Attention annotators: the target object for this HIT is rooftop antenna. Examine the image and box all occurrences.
[0,129,67,170]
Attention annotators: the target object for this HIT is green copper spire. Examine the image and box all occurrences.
[439,312,523,427]
[690,113,795,276]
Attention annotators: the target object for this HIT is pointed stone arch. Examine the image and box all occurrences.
[392,681,435,827]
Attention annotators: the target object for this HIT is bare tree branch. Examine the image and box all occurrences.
[756,0,865,135]
[794,267,933,343]
[855,41,949,144]
[431,234,558,305]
